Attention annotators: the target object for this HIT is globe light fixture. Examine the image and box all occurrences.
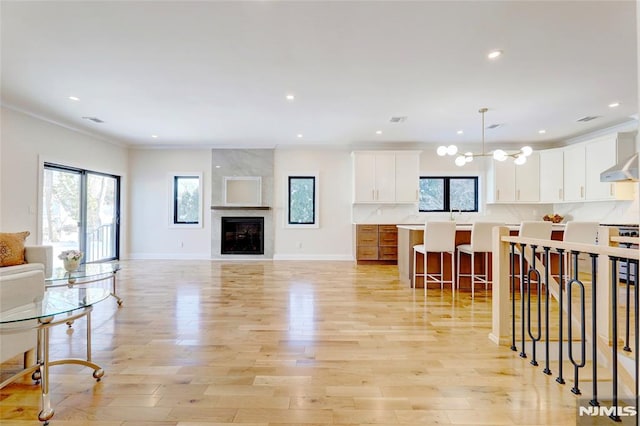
[436,108,534,167]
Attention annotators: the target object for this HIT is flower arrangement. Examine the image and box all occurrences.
[58,250,83,261]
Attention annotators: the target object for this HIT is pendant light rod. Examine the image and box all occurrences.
[436,107,533,167]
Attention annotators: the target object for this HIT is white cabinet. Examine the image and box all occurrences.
[490,160,516,202]
[394,152,420,203]
[584,133,635,201]
[352,151,420,203]
[562,144,586,202]
[487,153,540,203]
[539,149,564,203]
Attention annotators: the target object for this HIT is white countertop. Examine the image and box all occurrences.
[396,223,566,231]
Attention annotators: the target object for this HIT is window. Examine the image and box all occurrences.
[419,176,478,212]
[42,163,121,265]
[172,174,202,226]
[287,175,317,226]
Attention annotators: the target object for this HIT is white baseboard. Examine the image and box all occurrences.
[273,254,354,261]
[126,253,355,261]
[127,252,211,260]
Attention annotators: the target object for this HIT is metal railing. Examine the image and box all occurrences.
[490,226,638,422]
[86,224,115,262]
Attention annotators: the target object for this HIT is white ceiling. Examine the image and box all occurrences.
[1,1,638,149]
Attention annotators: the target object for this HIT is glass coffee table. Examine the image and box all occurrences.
[0,287,110,425]
[46,263,123,306]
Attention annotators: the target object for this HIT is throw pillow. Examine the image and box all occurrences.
[0,231,30,267]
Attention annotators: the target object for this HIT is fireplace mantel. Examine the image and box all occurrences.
[211,206,271,210]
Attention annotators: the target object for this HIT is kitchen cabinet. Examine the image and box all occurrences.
[356,224,398,264]
[352,151,420,203]
[539,149,564,203]
[487,153,540,203]
[584,133,635,201]
[562,144,586,202]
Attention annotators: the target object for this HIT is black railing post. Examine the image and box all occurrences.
[520,243,528,359]
[623,257,632,353]
[543,247,552,376]
[609,257,620,422]
[510,242,517,352]
[588,253,599,408]
[527,245,541,367]
[556,248,566,385]
[568,251,586,396]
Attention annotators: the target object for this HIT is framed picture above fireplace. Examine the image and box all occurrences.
[223,176,262,206]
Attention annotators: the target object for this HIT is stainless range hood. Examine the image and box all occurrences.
[600,152,639,182]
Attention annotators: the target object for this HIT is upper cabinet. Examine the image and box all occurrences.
[562,144,586,202]
[584,133,635,201]
[487,153,540,203]
[539,148,564,203]
[352,151,420,203]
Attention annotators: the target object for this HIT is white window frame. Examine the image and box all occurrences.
[285,172,319,229]
[169,172,203,228]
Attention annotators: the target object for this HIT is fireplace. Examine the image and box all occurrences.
[221,217,264,255]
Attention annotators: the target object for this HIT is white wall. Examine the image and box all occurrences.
[274,148,353,260]
[128,148,212,259]
[0,107,129,251]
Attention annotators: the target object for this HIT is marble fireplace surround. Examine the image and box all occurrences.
[211,149,274,259]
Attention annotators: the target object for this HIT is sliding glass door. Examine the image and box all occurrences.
[42,163,120,266]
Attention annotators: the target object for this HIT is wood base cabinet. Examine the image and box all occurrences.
[356,224,398,264]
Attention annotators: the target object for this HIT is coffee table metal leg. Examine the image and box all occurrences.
[37,323,54,424]
[112,272,123,306]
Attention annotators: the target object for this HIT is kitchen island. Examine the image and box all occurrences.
[397,223,565,289]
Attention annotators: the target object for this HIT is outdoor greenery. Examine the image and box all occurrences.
[419,177,477,212]
[175,176,200,223]
[289,177,315,224]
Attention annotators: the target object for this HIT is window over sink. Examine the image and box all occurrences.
[419,176,478,212]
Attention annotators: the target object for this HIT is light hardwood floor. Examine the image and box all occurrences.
[1,260,583,425]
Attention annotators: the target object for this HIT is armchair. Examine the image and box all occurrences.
[0,245,52,367]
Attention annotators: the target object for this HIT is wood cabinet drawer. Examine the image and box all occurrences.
[358,225,378,233]
[357,231,378,245]
[357,246,379,260]
[379,246,397,260]
[379,231,397,246]
[378,225,397,233]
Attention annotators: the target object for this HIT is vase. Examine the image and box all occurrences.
[63,258,80,272]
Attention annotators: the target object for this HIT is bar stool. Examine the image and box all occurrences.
[513,221,553,283]
[456,222,504,298]
[413,221,457,296]
[562,221,599,280]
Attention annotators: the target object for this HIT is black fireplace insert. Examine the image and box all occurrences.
[221,217,264,255]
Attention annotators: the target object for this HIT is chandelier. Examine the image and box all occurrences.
[437,108,533,166]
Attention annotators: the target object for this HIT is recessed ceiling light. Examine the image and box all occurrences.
[488,50,503,59]
[151,134,158,138]
[286,94,295,101]
[297,134,303,138]
[375,130,382,135]
[68,96,80,101]
[538,129,546,134]
[608,102,620,108]
[457,130,464,135]
[215,165,221,169]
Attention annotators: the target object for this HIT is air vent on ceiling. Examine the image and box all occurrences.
[576,115,599,123]
[82,116,105,123]
[389,116,407,123]
[487,123,501,129]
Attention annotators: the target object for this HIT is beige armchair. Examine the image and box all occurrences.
[0,245,52,366]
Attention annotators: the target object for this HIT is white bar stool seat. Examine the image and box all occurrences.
[456,222,504,298]
[513,221,553,282]
[562,221,599,280]
[413,221,457,296]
